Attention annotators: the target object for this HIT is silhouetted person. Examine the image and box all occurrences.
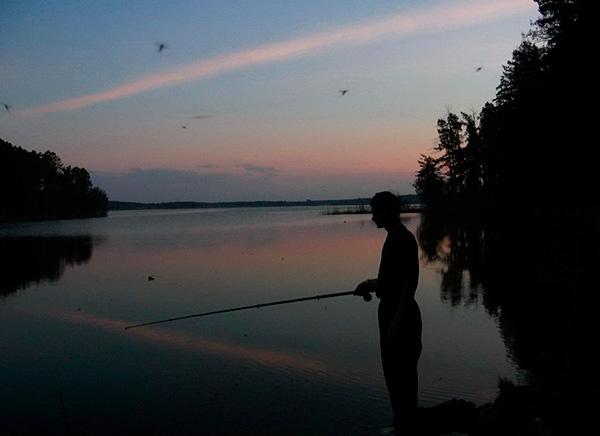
[354,191,422,434]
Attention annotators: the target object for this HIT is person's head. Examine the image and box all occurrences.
[370,191,402,229]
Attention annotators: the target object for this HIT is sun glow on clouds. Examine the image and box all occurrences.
[19,0,534,116]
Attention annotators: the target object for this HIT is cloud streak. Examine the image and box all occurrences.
[20,0,533,115]
[239,163,279,176]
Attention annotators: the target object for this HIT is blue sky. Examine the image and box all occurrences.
[0,0,540,202]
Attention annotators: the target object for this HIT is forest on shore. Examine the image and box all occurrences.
[413,0,592,217]
[0,138,108,222]
[107,195,421,211]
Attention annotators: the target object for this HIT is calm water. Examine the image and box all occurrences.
[0,208,520,435]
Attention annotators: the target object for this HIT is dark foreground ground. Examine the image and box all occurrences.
[409,383,591,436]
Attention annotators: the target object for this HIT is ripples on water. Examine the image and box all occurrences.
[0,208,519,435]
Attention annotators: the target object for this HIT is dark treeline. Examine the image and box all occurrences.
[108,195,421,211]
[414,1,596,432]
[0,138,108,222]
[108,198,373,210]
[414,0,593,215]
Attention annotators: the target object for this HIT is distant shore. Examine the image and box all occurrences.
[324,203,425,215]
[108,195,421,212]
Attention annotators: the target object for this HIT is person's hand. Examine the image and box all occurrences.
[353,279,375,296]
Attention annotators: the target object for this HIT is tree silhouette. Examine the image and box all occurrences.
[415,0,593,213]
[0,138,108,221]
[413,154,445,205]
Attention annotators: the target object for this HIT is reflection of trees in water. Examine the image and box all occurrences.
[417,211,546,375]
[417,212,498,309]
[416,211,597,390]
[0,236,98,296]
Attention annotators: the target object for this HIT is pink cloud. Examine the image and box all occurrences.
[19,0,534,116]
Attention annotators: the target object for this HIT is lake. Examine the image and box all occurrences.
[0,207,522,435]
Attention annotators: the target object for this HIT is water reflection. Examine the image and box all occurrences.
[0,209,521,435]
[416,209,599,433]
[0,235,99,298]
[416,213,493,308]
[415,209,595,386]
[45,307,380,387]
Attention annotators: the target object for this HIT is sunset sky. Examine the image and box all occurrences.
[0,0,540,203]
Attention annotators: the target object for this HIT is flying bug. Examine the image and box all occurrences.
[155,42,168,53]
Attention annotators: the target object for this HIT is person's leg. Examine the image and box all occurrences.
[382,341,421,434]
[380,302,423,434]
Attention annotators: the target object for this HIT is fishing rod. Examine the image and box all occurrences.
[124,290,372,330]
